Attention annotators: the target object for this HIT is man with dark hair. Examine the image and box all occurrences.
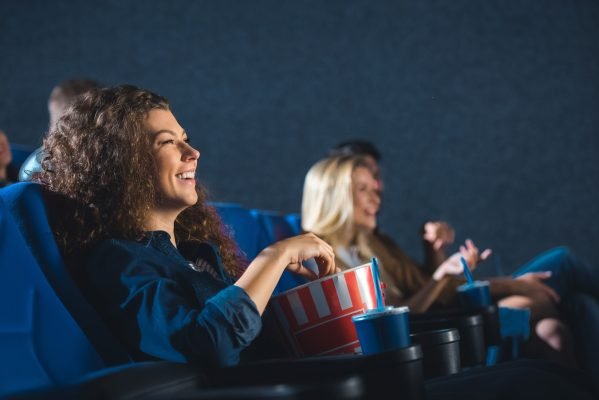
[329,139,382,161]
[328,139,455,271]
[48,78,101,128]
[329,139,383,191]
[19,78,101,181]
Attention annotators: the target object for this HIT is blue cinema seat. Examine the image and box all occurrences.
[0,183,132,397]
[209,202,269,261]
[0,194,97,396]
[17,147,42,182]
[252,210,298,244]
[251,209,311,294]
[0,184,377,399]
[0,183,446,400]
[284,213,302,236]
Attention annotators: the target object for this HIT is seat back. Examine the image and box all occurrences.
[285,213,302,236]
[210,202,269,261]
[17,147,42,182]
[0,183,131,396]
[251,209,313,294]
[252,210,298,244]
[0,194,106,396]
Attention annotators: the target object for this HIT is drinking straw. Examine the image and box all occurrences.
[460,256,475,286]
[370,257,385,310]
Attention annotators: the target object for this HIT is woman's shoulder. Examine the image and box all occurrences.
[85,234,172,274]
[91,236,150,258]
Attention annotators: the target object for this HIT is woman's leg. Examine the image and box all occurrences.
[512,247,599,299]
[527,318,577,368]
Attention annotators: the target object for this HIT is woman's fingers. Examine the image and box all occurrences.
[542,284,560,304]
[293,265,319,280]
[516,271,560,303]
[424,221,455,249]
[532,271,552,280]
[315,253,335,277]
[295,233,336,278]
[480,248,492,260]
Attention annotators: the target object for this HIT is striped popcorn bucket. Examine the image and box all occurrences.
[271,262,380,357]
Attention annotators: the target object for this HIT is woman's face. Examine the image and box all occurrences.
[147,109,200,218]
[362,155,383,192]
[351,166,381,232]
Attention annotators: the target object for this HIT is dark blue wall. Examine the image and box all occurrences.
[2,0,598,276]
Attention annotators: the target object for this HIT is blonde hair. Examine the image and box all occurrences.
[301,155,372,248]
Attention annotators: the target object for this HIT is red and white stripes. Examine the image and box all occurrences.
[272,263,378,356]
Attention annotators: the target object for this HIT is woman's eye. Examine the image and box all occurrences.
[160,139,175,145]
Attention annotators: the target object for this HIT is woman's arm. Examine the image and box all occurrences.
[84,240,263,367]
[401,276,452,313]
[405,239,491,313]
[488,272,560,303]
[235,233,336,314]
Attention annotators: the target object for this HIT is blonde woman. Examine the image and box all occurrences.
[301,155,490,313]
[301,154,599,369]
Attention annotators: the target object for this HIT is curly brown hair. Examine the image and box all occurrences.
[38,85,247,277]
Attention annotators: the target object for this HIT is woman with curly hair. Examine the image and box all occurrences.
[37,84,335,367]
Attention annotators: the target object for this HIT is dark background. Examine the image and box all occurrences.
[1,0,598,277]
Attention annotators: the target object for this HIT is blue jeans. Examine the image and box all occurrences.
[512,246,599,299]
[512,247,599,381]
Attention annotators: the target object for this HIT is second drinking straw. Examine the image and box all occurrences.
[460,256,475,286]
[370,257,385,310]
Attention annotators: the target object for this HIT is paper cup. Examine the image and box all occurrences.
[457,281,491,309]
[352,306,411,355]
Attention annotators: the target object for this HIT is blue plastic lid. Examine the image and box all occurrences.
[352,306,410,322]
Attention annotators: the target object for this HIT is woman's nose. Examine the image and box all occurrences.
[182,143,200,161]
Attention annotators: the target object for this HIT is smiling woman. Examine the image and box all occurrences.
[301,155,491,313]
[36,85,336,367]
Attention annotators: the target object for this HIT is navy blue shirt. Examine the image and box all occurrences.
[82,231,263,367]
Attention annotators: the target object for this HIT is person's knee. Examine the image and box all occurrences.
[547,246,574,265]
[536,318,572,351]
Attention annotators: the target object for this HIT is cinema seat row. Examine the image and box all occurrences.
[0,145,530,399]
[0,182,427,399]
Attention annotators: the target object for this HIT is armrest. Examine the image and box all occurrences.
[5,361,207,400]
[211,345,425,399]
[5,361,364,400]
[410,305,502,346]
[410,313,487,367]
[6,347,427,400]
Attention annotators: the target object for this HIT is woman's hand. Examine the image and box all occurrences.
[432,239,492,281]
[274,233,336,280]
[512,271,560,303]
[423,221,455,251]
[236,233,336,314]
